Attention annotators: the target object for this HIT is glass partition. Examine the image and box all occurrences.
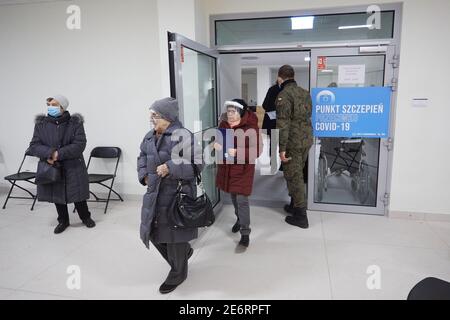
[181,46,217,132]
[313,55,385,207]
[216,11,394,46]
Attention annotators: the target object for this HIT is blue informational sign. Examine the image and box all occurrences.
[311,87,392,138]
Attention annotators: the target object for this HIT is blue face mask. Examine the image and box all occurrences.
[47,106,61,118]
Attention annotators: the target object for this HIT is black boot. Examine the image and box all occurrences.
[283,198,295,214]
[159,282,179,294]
[285,207,309,229]
[54,222,70,234]
[232,219,241,233]
[82,218,96,228]
[239,235,250,248]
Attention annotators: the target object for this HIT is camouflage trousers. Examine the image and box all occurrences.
[282,147,310,208]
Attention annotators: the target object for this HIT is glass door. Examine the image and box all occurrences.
[168,32,221,208]
[308,46,395,215]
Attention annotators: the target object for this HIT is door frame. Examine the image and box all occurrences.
[307,45,396,215]
[207,3,402,216]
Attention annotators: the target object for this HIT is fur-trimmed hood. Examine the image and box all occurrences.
[35,112,84,124]
[35,114,46,124]
[71,113,84,124]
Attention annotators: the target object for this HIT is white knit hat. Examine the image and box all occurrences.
[224,100,244,110]
[49,94,70,110]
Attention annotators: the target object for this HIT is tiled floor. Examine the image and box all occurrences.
[0,198,449,300]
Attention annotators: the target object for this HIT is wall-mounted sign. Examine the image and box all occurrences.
[338,64,366,85]
[312,87,392,138]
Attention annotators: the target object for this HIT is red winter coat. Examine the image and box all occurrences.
[216,111,263,196]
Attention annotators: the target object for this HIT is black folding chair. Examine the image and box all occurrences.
[82,147,123,214]
[2,149,38,211]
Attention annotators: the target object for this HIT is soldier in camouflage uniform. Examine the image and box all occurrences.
[276,65,313,229]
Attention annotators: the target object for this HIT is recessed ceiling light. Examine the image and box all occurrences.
[291,16,314,30]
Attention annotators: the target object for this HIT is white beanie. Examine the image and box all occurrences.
[224,100,244,110]
[50,94,69,110]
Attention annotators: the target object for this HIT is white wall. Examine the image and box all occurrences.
[194,0,208,46]
[0,0,159,197]
[219,55,242,110]
[241,72,258,105]
[0,0,212,200]
[200,0,450,215]
[156,0,197,97]
[390,0,450,215]
[256,66,271,107]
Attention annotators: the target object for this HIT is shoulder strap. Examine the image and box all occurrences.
[191,163,202,184]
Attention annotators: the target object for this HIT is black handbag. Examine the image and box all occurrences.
[169,164,215,229]
[35,160,62,185]
[35,122,68,185]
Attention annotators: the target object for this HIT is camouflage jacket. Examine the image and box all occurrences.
[275,80,313,152]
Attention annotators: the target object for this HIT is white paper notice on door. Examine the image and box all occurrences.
[338,65,366,85]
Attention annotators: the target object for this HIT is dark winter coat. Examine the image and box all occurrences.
[262,83,282,113]
[262,83,282,130]
[216,111,263,197]
[137,120,204,248]
[28,112,89,204]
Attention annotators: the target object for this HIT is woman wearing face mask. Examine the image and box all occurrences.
[137,97,204,294]
[214,99,262,251]
[29,95,95,234]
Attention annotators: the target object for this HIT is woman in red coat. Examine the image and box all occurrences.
[214,99,262,251]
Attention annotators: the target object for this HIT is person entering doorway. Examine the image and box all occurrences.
[276,65,313,229]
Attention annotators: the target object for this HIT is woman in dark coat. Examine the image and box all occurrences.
[29,95,95,234]
[214,99,262,251]
[137,97,203,294]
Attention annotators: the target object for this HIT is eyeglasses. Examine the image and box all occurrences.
[150,113,162,120]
